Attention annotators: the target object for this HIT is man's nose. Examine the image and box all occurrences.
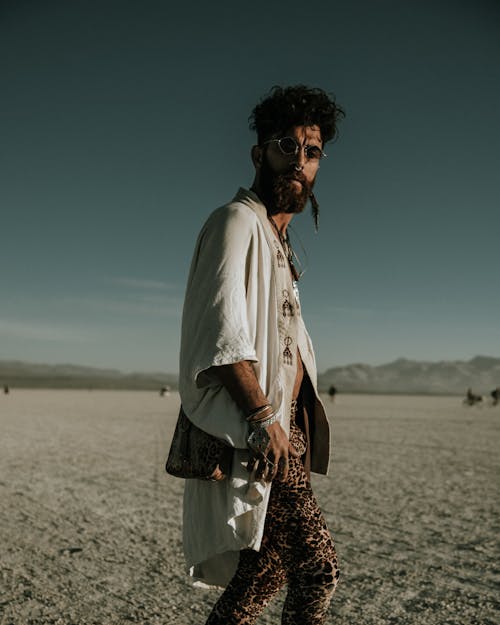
[293,145,307,168]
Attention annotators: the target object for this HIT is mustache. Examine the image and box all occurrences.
[282,171,309,186]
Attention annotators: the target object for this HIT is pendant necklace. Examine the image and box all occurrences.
[268,215,301,284]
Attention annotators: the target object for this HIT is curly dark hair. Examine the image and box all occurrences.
[249,84,345,145]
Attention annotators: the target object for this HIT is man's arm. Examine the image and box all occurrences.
[209,361,298,481]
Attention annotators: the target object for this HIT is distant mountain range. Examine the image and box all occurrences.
[318,356,500,395]
[1,356,499,395]
[0,360,177,391]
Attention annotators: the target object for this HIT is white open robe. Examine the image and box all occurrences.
[178,187,330,587]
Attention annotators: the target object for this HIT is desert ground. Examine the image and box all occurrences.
[0,390,498,625]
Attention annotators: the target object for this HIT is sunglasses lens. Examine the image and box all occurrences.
[305,146,323,160]
[278,137,298,155]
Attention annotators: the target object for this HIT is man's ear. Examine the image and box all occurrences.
[251,145,263,169]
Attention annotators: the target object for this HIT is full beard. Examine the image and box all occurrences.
[258,159,314,216]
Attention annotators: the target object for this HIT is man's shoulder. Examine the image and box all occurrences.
[204,191,261,231]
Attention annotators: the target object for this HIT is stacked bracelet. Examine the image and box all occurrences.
[246,404,279,453]
[246,404,273,422]
[250,411,278,430]
[247,402,278,428]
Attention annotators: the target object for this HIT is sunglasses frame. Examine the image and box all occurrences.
[262,136,327,161]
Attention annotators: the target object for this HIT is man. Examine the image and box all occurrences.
[178,85,344,624]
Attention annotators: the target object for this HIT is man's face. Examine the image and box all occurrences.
[256,125,322,215]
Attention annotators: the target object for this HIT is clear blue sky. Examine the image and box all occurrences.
[1,0,499,373]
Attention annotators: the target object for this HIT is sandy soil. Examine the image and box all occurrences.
[0,390,498,624]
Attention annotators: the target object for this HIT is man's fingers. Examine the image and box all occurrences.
[276,456,289,481]
[248,452,276,481]
[249,434,298,482]
[264,455,276,482]
[210,465,225,481]
[256,456,274,481]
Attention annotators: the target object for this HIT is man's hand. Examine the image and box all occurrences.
[248,422,299,482]
[208,361,300,482]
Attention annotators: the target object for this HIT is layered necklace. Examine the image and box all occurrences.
[268,215,304,284]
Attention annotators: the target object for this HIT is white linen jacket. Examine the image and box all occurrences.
[178,187,330,587]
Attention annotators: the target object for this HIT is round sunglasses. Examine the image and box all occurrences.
[262,136,327,161]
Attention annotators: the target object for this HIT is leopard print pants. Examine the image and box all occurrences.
[205,417,339,625]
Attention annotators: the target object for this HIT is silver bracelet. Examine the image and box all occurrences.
[246,403,273,421]
[249,411,278,430]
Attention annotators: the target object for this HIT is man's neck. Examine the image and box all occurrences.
[269,211,293,235]
[250,184,293,235]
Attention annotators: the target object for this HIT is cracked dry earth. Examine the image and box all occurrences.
[1,390,499,624]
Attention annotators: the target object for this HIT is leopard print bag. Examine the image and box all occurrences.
[165,406,233,480]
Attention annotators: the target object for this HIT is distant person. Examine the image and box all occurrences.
[3,385,9,395]
[464,388,482,406]
[160,386,170,397]
[491,387,499,406]
[328,384,337,402]
[178,85,344,624]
